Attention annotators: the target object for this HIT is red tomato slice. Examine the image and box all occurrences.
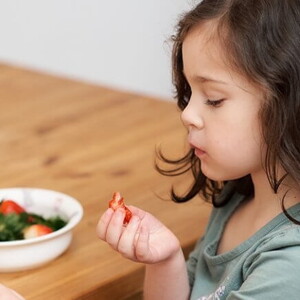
[109,192,132,224]
[0,200,25,215]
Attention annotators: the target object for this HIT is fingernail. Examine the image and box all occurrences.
[104,208,113,217]
[130,216,139,224]
[116,208,125,216]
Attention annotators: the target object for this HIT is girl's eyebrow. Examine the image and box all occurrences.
[183,70,228,85]
[183,70,253,93]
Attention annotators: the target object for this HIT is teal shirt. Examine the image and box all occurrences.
[187,187,300,300]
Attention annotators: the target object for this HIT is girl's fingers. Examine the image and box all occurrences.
[0,284,25,300]
[126,205,146,219]
[105,208,125,248]
[11,290,25,300]
[135,225,150,261]
[96,208,114,240]
[117,216,141,258]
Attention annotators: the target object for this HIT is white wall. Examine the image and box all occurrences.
[0,1,193,99]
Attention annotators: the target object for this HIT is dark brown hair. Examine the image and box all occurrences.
[156,0,300,223]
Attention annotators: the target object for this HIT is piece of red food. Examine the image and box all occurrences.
[23,224,53,239]
[0,200,25,215]
[109,192,132,224]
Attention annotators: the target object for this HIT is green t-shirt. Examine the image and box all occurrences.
[187,185,300,300]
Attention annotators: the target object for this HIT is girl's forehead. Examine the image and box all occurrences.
[183,20,224,60]
[182,21,231,80]
[188,20,220,40]
[182,20,265,98]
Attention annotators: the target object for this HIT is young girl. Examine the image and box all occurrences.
[97,0,300,299]
[0,284,25,300]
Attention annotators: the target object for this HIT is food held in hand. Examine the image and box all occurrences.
[109,192,132,224]
[0,199,67,241]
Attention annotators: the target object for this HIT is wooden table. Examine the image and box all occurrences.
[0,64,211,300]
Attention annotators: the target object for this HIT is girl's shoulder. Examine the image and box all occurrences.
[241,223,300,285]
[254,222,300,252]
[254,202,300,250]
[225,223,300,300]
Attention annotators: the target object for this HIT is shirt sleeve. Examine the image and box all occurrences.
[227,245,300,299]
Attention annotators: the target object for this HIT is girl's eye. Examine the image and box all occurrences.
[205,99,224,107]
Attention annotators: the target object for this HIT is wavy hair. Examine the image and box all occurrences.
[156,0,300,223]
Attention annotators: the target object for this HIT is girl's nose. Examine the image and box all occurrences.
[181,99,204,130]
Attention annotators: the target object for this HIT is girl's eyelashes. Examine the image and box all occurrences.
[205,99,224,107]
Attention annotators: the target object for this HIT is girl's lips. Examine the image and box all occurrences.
[188,138,206,157]
[194,147,206,157]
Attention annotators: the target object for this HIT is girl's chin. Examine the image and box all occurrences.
[200,165,242,182]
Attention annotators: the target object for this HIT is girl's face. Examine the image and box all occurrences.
[181,21,266,181]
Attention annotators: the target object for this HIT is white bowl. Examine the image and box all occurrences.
[0,187,83,272]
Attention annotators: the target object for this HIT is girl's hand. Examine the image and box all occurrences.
[0,284,25,300]
[97,205,181,264]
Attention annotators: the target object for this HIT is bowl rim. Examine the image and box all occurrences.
[0,187,83,247]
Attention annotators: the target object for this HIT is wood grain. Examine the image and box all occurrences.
[0,64,211,300]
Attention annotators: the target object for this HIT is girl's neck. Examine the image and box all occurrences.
[250,169,300,217]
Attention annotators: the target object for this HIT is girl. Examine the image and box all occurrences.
[97,0,300,299]
[0,284,25,300]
